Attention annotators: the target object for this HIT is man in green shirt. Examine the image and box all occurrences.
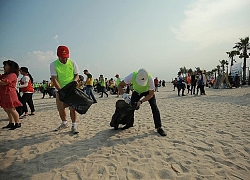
[115,74,121,97]
[118,68,166,136]
[50,45,80,134]
[99,74,109,98]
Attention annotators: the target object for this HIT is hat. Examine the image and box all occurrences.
[79,75,84,81]
[57,46,69,58]
[115,74,119,77]
[136,68,149,86]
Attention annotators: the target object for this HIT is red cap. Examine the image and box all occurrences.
[57,46,69,58]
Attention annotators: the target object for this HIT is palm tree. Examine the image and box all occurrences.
[219,60,228,73]
[179,66,187,77]
[187,68,193,75]
[213,68,217,79]
[217,65,221,75]
[179,67,184,76]
[206,70,214,81]
[233,36,250,85]
[195,67,201,72]
[226,50,239,74]
[226,61,229,75]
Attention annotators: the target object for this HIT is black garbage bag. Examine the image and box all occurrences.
[58,81,94,114]
[110,100,138,130]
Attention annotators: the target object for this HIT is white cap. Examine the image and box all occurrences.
[136,68,149,86]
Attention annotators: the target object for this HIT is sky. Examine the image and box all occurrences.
[0,0,250,82]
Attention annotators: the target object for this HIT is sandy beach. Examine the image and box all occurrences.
[0,83,249,180]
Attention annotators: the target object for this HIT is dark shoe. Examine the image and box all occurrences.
[9,123,21,130]
[121,125,132,130]
[106,94,109,97]
[157,128,166,136]
[93,101,97,104]
[182,94,186,96]
[99,96,103,98]
[2,123,14,129]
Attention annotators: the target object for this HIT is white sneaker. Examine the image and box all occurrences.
[54,123,68,131]
[71,126,79,134]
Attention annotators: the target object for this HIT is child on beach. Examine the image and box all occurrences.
[0,60,22,130]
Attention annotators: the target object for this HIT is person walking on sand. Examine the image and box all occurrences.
[196,70,206,95]
[115,74,121,97]
[186,73,191,94]
[117,68,167,136]
[50,45,80,134]
[154,77,159,92]
[41,80,49,99]
[18,67,35,117]
[99,74,108,98]
[190,71,197,95]
[177,72,185,96]
[83,69,97,103]
[0,60,22,130]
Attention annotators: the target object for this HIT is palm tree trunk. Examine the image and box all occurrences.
[242,57,246,85]
[230,57,233,74]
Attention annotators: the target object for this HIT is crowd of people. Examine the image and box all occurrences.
[3,45,223,137]
[172,70,208,96]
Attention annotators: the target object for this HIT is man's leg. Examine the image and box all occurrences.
[89,87,97,102]
[146,93,166,136]
[148,95,162,128]
[54,92,69,131]
[85,86,90,98]
[69,107,79,134]
[177,85,181,96]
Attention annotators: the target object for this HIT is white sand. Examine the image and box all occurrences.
[0,83,250,180]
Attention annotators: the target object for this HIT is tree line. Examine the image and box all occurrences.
[178,36,250,85]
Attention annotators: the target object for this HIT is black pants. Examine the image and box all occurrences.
[201,85,205,94]
[173,84,176,90]
[187,84,191,93]
[196,84,202,95]
[21,93,35,113]
[100,86,108,97]
[177,84,185,96]
[42,89,49,98]
[129,91,162,129]
[190,84,196,94]
[16,90,23,116]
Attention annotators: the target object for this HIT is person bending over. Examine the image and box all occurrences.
[118,68,166,136]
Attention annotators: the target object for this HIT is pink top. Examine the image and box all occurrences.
[0,73,22,108]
